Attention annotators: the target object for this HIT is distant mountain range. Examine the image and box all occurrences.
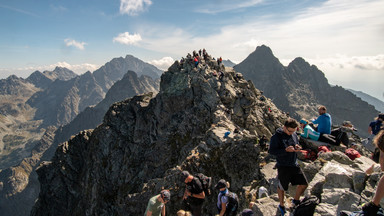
[234,45,378,136]
[347,88,384,113]
[0,56,161,216]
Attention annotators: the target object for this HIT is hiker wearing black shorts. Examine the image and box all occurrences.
[181,171,205,216]
[269,118,308,216]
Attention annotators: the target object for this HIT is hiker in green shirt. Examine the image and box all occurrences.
[144,190,170,216]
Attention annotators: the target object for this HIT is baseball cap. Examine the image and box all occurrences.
[299,119,307,125]
[241,209,254,216]
[181,171,190,182]
[379,113,384,120]
[342,120,352,126]
[160,190,170,202]
[215,179,227,189]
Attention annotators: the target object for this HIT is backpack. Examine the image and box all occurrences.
[345,148,361,160]
[292,195,319,216]
[340,209,384,216]
[218,191,239,215]
[195,173,212,196]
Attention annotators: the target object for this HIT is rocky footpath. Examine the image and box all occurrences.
[31,53,381,216]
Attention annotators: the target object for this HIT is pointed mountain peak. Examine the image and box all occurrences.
[254,44,273,55]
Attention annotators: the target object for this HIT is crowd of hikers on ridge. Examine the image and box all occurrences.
[145,51,384,216]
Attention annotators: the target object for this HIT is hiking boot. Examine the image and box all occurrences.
[278,205,286,216]
[362,201,380,216]
[289,199,300,211]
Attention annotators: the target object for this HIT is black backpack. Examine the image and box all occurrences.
[218,191,239,215]
[195,173,212,196]
[292,195,319,216]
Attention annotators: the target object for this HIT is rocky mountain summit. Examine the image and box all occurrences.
[234,45,378,137]
[30,51,381,216]
[31,52,286,215]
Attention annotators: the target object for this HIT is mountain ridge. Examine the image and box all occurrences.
[234,45,378,136]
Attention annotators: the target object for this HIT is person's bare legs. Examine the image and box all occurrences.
[373,175,384,206]
[277,187,285,207]
[294,185,308,201]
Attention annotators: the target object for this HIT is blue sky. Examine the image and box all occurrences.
[0,0,383,99]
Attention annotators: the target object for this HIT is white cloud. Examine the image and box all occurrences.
[119,0,152,16]
[64,38,87,50]
[197,0,263,14]
[113,32,142,45]
[0,62,99,79]
[148,57,174,70]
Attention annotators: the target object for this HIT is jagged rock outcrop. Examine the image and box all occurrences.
[53,70,160,153]
[234,45,378,137]
[31,54,286,215]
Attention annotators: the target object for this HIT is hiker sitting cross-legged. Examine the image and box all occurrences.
[269,118,309,216]
[181,171,206,216]
[299,119,338,145]
[215,179,239,216]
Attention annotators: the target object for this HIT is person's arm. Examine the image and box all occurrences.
[183,188,188,200]
[161,205,166,216]
[268,135,287,156]
[191,191,205,199]
[368,126,373,135]
[146,211,152,216]
[219,201,226,216]
[379,150,384,171]
[312,117,319,124]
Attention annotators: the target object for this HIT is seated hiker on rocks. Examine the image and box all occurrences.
[311,105,332,135]
[144,190,170,216]
[362,130,384,215]
[215,179,239,216]
[299,119,338,145]
[268,118,308,216]
[330,120,357,147]
[181,171,206,216]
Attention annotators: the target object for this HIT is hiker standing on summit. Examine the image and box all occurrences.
[269,118,308,216]
[312,105,332,135]
[181,171,206,216]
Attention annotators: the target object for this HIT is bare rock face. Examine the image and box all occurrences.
[31,55,286,215]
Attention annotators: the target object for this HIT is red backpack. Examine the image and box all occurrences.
[345,148,361,160]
